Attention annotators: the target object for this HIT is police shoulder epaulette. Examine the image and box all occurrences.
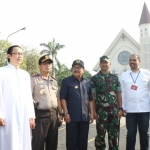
[32,74,40,77]
[52,76,57,81]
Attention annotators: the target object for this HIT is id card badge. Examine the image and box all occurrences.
[131,85,138,90]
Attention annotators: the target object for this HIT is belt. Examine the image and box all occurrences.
[36,108,57,112]
[49,108,57,112]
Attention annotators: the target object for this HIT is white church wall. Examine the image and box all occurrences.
[140,37,150,69]
[140,24,150,38]
[93,3,150,74]
[108,38,140,75]
[92,29,140,72]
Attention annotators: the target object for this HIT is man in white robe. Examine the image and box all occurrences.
[0,45,35,150]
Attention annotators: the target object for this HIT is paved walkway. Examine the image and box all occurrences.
[57,117,141,150]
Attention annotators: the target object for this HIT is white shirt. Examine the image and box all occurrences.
[120,68,150,112]
[0,64,35,150]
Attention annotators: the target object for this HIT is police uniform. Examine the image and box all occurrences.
[31,55,59,150]
[91,56,121,150]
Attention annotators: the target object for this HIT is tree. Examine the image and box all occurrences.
[40,38,65,77]
[0,42,40,75]
[0,40,12,67]
[20,46,40,75]
[55,58,72,87]
[55,59,92,87]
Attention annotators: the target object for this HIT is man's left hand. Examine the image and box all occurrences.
[29,118,36,129]
[58,115,63,127]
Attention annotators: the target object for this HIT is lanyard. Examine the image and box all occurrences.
[130,71,140,83]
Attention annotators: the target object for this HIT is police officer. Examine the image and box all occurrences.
[91,56,122,150]
[60,59,94,150]
[31,55,63,150]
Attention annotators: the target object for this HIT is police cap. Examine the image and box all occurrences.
[39,55,53,65]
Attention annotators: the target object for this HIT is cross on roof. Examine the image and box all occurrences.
[121,33,126,41]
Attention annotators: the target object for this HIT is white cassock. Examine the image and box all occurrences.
[0,64,35,150]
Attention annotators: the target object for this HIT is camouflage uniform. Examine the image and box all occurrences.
[91,71,121,150]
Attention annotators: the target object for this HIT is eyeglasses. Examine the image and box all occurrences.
[11,52,24,56]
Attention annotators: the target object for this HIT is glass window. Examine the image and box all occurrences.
[118,51,131,65]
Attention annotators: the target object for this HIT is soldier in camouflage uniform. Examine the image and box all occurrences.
[91,56,122,150]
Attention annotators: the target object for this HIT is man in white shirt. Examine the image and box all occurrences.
[0,45,35,150]
[120,54,150,150]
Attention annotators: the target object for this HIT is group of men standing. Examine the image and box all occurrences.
[0,45,150,150]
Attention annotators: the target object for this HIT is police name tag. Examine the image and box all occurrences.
[131,85,138,90]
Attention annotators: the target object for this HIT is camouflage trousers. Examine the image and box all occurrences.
[95,106,119,150]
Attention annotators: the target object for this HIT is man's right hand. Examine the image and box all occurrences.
[0,118,5,126]
[64,114,71,123]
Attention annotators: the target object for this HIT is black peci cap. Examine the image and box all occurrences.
[72,59,84,68]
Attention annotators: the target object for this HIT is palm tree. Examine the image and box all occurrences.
[40,38,65,77]
[55,58,71,87]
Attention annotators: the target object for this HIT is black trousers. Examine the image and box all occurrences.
[126,112,149,150]
[66,121,89,150]
[32,109,58,150]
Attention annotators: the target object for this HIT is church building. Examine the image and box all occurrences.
[93,3,150,75]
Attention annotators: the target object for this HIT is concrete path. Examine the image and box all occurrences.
[58,117,142,150]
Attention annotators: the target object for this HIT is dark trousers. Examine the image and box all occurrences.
[32,109,58,150]
[126,112,149,150]
[66,121,89,150]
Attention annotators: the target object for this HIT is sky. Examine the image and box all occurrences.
[0,0,150,75]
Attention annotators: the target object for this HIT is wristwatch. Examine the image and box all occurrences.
[59,113,64,116]
[118,107,123,111]
[64,112,69,116]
